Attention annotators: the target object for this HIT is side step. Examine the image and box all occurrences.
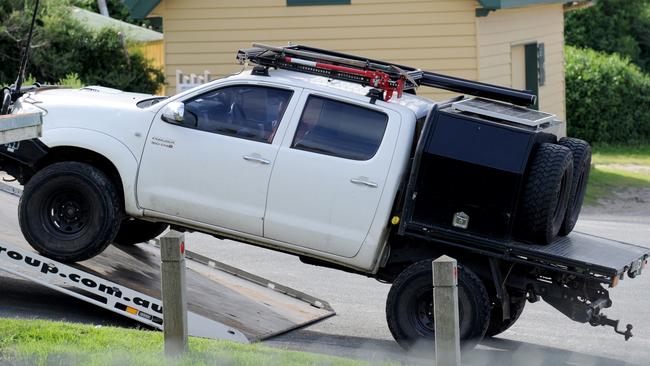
[0,186,335,343]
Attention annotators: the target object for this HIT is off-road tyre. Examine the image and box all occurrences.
[517,143,573,244]
[113,219,168,246]
[485,291,527,337]
[557,137,591,236]
[386,260,491,351]
[18,162,122,263]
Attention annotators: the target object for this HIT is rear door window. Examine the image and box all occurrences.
[292,96,388,160]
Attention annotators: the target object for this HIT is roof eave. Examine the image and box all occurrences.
[121,0,161,19]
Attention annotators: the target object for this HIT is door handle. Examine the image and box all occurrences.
[350,177,378,188]
[243,155,271,165]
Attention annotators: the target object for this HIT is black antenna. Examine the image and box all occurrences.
[13,0,41,98]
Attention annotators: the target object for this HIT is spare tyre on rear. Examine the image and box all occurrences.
[516,143,573,244]
[557,137,592,236]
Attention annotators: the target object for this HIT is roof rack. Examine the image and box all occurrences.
[237,43,537,106]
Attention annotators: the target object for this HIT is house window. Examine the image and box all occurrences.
[287,0,350,6]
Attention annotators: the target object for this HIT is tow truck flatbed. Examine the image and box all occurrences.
[0,185,334,342]
[0,113,41,145]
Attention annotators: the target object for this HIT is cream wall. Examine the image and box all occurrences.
[151,0,566,124]
[151,0,478,101]
[476,4,566,121]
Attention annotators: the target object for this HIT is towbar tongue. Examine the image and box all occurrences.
[590,313,634,341]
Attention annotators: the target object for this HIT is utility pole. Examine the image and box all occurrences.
[97,0,110,17]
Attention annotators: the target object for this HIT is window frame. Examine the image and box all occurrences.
[174,84,295,144]
[290,94,390,161]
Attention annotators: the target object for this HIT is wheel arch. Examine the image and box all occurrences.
[36,128,142,216]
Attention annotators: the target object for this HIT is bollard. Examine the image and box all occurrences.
[160,230,188,357]
[433,255,461,366]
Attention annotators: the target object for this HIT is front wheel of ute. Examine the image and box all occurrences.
[18,162,122,263]
[386,260,491,351]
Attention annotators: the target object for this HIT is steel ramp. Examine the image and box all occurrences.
[0,187,335,343]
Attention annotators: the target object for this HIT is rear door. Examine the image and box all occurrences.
[264,93,401,258]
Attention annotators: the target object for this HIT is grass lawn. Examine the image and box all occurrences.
[585,144,650,205]
[591,144,650,165]
[0,318,375,366]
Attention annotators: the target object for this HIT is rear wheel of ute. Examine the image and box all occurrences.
[18,162,122,263]
[386,260,491,351]
[557,137,591,236]
[517,143,573,244]
[485,290,527,337]
[113,218,168,246]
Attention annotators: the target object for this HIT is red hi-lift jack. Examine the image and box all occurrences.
[281,55,405,101]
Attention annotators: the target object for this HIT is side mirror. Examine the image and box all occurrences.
[161,101,185,124]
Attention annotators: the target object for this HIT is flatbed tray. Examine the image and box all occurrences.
[510,232,648,277]
[406,222,649,280]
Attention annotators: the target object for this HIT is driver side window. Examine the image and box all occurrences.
[183,85,293,143]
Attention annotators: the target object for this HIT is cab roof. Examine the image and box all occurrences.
[229,68,435,119]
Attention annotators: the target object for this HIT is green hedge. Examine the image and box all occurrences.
[565,0,650,73]
[566,46,650,144]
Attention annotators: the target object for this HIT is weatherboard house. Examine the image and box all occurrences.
[123,0,592,122]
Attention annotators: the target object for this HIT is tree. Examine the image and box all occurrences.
[0,0,164,94]
[565,0,650,72]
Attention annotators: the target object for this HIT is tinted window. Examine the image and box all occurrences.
[292,96,388,160]
[182,85,293,143]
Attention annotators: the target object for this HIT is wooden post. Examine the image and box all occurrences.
[160,230,188,356]
[433,255,461,366]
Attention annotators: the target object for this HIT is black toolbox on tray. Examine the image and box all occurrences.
[407,98,560,241]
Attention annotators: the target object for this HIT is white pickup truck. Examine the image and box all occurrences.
[1,45,647,349]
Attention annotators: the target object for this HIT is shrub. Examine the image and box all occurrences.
[566,46,650,144]
[0,0,164,94]
[565,0,650,73]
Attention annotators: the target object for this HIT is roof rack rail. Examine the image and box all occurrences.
[237,43,537,106]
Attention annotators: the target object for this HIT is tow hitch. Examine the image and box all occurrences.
[536,280,636,341]
[590,313,634,341]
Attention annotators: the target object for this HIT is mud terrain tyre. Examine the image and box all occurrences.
[485,291,527,337]
[386,260,490,351]
[18,162,122,262]
[517,143,573,244]
[113,219,168,246]
[557,137,591,236]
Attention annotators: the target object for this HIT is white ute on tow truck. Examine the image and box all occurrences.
[1,44,648,349]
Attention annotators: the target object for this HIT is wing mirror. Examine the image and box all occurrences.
[161,101,185,124]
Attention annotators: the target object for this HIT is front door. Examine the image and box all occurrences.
[264,93,401,258]
[137,83,299,236]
